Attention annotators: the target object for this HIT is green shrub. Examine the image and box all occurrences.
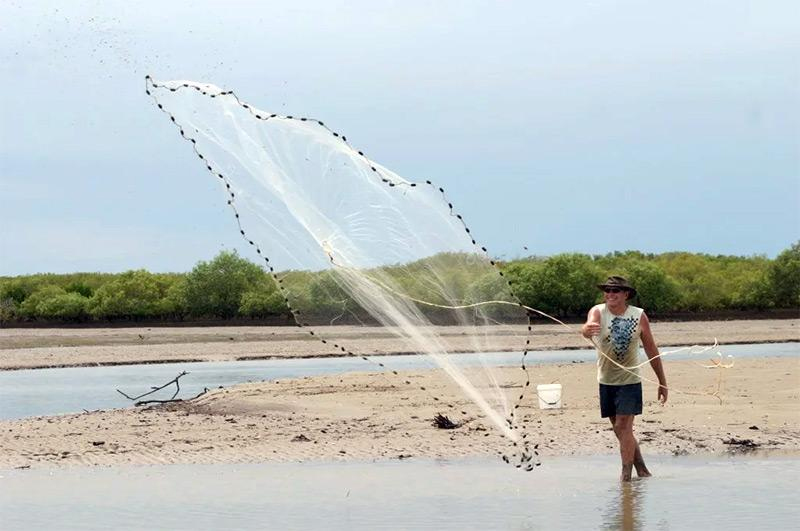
[0,298,18,323]
[619,261,681,314]
[528,254,601,317]
[239,279,286,317]
[20,285,66,317]
[770,242,800,308]
[89,270,163,319]
[184,251,266,318]
[37,291,90,320]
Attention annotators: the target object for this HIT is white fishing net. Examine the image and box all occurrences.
[146,78,535,458]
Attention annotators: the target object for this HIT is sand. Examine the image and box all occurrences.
[0,319,798,470]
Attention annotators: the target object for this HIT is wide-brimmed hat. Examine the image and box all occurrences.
[597,276,637,299]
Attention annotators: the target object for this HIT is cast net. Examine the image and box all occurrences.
[146,77,537,466]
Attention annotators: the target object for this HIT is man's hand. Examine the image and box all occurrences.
[581,322,600,338]
[658,384,668,404]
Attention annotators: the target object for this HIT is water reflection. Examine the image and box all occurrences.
[1,457,798,530]
[601,480,646,531]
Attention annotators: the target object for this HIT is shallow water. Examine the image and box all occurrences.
[0,342,796,420]
[1,455,797,530]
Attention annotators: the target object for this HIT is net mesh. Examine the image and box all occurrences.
[147,78,534,449]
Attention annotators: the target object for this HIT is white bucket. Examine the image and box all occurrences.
[536,384,563,409]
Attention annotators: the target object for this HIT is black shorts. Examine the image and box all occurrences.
[599,383,643,418]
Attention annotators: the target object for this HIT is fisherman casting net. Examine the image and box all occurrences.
[146,77,730,469]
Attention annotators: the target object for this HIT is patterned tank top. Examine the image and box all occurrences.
[596,304,644,385]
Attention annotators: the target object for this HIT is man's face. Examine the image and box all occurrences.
[603,287,628,305]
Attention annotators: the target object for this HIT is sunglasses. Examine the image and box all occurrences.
[603,288,623,293]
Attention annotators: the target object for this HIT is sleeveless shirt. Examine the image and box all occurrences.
[596,304,644,385]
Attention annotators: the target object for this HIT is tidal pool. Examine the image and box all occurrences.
[1,455,797,530]
[0,343,800,420]
[0,342,796,420]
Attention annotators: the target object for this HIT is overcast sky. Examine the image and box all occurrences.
[1,1,798,275]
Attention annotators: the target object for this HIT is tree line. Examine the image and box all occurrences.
[1,243,797,325]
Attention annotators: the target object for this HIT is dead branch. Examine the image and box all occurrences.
[134,387,210,406]
[117,371,189,402]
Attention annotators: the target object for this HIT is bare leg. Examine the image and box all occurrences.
[609,417,651,478]
[612,415,638,481]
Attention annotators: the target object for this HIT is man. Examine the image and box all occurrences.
[581,276,668,481]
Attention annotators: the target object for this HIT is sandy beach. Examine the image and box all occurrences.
[1,356,798,469]
[1,319,798,470]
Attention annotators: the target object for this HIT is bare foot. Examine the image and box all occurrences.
[635,458,652,477]
[620,464,633,482]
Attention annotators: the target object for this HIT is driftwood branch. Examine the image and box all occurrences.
[117,371,192,404]
[133,387,210,406]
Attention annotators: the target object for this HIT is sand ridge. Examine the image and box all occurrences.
[2,354,798,470]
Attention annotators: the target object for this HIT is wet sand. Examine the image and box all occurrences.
[1,352,797,469]
[1,318,797,370]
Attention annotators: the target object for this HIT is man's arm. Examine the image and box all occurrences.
[640,312,668,403]
[581,305,601,338]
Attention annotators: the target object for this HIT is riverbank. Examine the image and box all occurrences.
[1,318,797,370]
[1,354,797,469]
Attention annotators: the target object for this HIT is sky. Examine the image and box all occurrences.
[1,0,798,275]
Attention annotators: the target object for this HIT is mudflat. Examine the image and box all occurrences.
[1,318,797,370]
